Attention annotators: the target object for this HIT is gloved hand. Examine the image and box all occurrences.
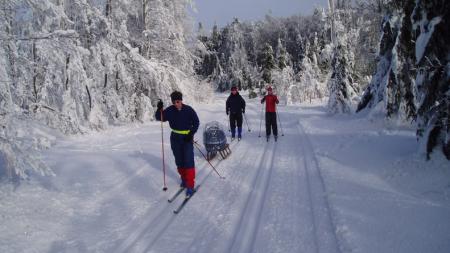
[226,111,229,115]
[184,132,194,143]
[157,100,163,111]
[242,108,245,114]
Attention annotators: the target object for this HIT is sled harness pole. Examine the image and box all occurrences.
[193,141,225,179]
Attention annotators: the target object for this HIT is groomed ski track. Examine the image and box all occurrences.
[109,96,341,253]
[5,93,449,253]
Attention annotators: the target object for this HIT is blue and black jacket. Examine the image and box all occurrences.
[155,104,200,136]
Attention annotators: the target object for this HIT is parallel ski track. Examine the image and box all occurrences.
[296,121,341,253]
[227,140,278,253]
[184,138,258,253]
[113,140,243,253]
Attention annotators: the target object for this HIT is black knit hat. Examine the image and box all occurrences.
[170,91,183,103]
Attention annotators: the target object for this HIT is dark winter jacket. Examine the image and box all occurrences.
[155,104,199,135]
[226,92,246,115]
[261,95,279,112]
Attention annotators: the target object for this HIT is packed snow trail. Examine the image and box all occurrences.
[3,93,450,253]
[115,95,341,253]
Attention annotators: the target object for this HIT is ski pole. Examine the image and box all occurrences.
[243,113,251,132]
[160,105,168,191]
[276,107,284,136]
[193,141,225,179]
[258,104,264,137]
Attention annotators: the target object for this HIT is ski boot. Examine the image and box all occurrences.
[186,188,195,198]
[274,135,278,142]
[266,135,270,142]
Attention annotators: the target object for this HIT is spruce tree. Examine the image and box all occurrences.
[261,43,275,83]
[327,43,353,114]
[414,0,450,159]
[276,38,288,70]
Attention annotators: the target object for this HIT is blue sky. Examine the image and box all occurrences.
[191,0,329,31]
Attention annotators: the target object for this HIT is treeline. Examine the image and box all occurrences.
[195,0,449,159]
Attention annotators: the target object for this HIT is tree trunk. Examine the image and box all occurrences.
[115,71,119,91]
[142,0,147,27]
[105,0,111,17]
[65,55,70,90]
[328,0,336,45]
[86,85,92,110]
[32,41,38,102]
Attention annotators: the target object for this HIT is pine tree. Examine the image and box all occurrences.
[261,43,275,83]
[210,23,221,51]
[327,43,354,114]
[356,11,400,113]
[276,38,288,70]
[414,0,450,159]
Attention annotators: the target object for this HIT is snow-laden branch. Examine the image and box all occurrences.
[0,29,79,41]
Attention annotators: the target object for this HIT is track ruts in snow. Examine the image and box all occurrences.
[227,141,277,253]
[113,140,242,253]
[184,139,254,253]
[297,122,341,253]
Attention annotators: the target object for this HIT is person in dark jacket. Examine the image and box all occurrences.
[226,86,246,141]
[261,86,279,142]
[155,91,200,197]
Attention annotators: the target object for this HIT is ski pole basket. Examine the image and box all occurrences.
[202,121,231,161]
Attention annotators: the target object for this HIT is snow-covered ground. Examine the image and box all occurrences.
[1,93,449,253]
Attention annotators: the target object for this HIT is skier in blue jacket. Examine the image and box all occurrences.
[155,91,200,197]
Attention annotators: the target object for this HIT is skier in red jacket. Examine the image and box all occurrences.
[261,86,279,142]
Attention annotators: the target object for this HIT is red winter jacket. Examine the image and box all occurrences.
[261,94,279,112]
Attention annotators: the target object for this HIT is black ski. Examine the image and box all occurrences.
[168,187,185,203]
[173,185,200,214]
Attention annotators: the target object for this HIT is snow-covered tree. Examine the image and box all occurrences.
[144,0,194,73]
[261,43,275,84]
[327,43,355,114]
[355,0,448,160]
[356,12,400,113]
[414,0,450,159]
[0,0,210,181]
[276,38,288,70]
[327,4,359,114]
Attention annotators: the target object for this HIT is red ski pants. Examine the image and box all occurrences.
[177,167,195,189]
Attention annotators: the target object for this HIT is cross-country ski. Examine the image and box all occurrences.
[173,185,201,214]
[168,187,186,203]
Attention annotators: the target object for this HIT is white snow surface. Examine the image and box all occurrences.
[1,93,450,253]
